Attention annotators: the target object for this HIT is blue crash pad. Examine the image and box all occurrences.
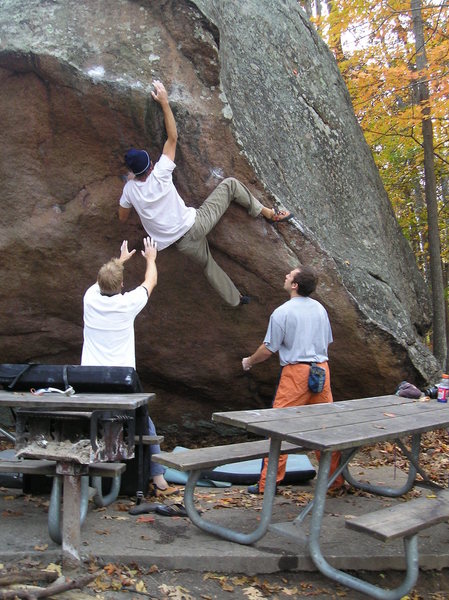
[163,446,316,487]
[163,447,231,487]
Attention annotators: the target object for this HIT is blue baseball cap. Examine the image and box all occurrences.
[125,148,151,175]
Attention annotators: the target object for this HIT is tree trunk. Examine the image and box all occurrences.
[299,0,313,19]
[326,1,345,60]
[412,183,428,279]
[411,0,447,369]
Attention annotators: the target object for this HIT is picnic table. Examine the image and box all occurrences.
[158,395,449,600]
[0,391,153,569]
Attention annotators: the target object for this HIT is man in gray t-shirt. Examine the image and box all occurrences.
[241,265,344,494]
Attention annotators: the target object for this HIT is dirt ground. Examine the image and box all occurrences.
[2,558,449,600]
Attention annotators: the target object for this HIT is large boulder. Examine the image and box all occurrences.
[0,0,439,436]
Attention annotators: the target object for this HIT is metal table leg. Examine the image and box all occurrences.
[308,451,420,600]
[90,474,122,507]
[48,474,89,545]
[343,434,421,497]
[183,438,282,544]
[0,426,15,442]
[291,447,359,526]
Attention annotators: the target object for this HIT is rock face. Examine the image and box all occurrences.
[0,0,440,435]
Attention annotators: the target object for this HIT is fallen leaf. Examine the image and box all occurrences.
[34,544,48,551]
[243,586,265,599]
[114,503,131,512]
[281,587,299,596]
[203,573,223,581]
[44,563,62,576]
[147,564,159,573]
[135,580,147,593]
[159,584,195,599]
[104,563,121,575]
[136,515,155,523]
[2,509,24,517]
[231,575,251,585]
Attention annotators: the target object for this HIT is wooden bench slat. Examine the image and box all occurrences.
[17,411,93,417]
[134,435,164,445]
[151,439,304,471]
[88,463,126,477]
[346,490,449,541]
[0,459,56,475]
[0,460,126,477]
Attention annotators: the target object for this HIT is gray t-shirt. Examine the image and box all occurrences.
[264,296,333,366]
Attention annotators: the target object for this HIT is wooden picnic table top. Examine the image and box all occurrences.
[0,391,154,411]
[213,395,449,451]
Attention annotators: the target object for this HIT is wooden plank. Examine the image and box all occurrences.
[346,491,449,541]
[0,460,126,477]
[134,435,164,445]
[88,462,126,476]
[212,396,414,428]
[0,392,154,410]
[16,410,92,418]
[244,403,449,451]
[151,440,304,470]
[0,459,56,475]
[238,400,434,440]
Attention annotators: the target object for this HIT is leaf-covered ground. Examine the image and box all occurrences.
[352,428,449,488]
[1,556,449,599]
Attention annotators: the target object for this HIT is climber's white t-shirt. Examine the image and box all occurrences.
[119,154,196,250]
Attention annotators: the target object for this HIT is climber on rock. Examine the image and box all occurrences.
[118,79,293,307]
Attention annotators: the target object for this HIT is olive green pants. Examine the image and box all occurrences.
[176,177,263,306]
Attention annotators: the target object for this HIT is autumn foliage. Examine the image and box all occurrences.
[306,0,448,273]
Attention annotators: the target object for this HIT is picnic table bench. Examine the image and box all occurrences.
[154,395,449,600]
[0,459,126,540]
[0,391,154,569]
[153,438,306,544]
[344,489,449,599]
[153,438,304,470]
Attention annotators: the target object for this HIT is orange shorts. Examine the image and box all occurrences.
[258,362,344,491]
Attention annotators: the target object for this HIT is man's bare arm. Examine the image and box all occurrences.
[141,236,158,295]
[151,80,177,162]
[119,206,131,222]
[242,344,274,371]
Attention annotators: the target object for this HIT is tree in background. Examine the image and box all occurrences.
[301,0,449,368]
